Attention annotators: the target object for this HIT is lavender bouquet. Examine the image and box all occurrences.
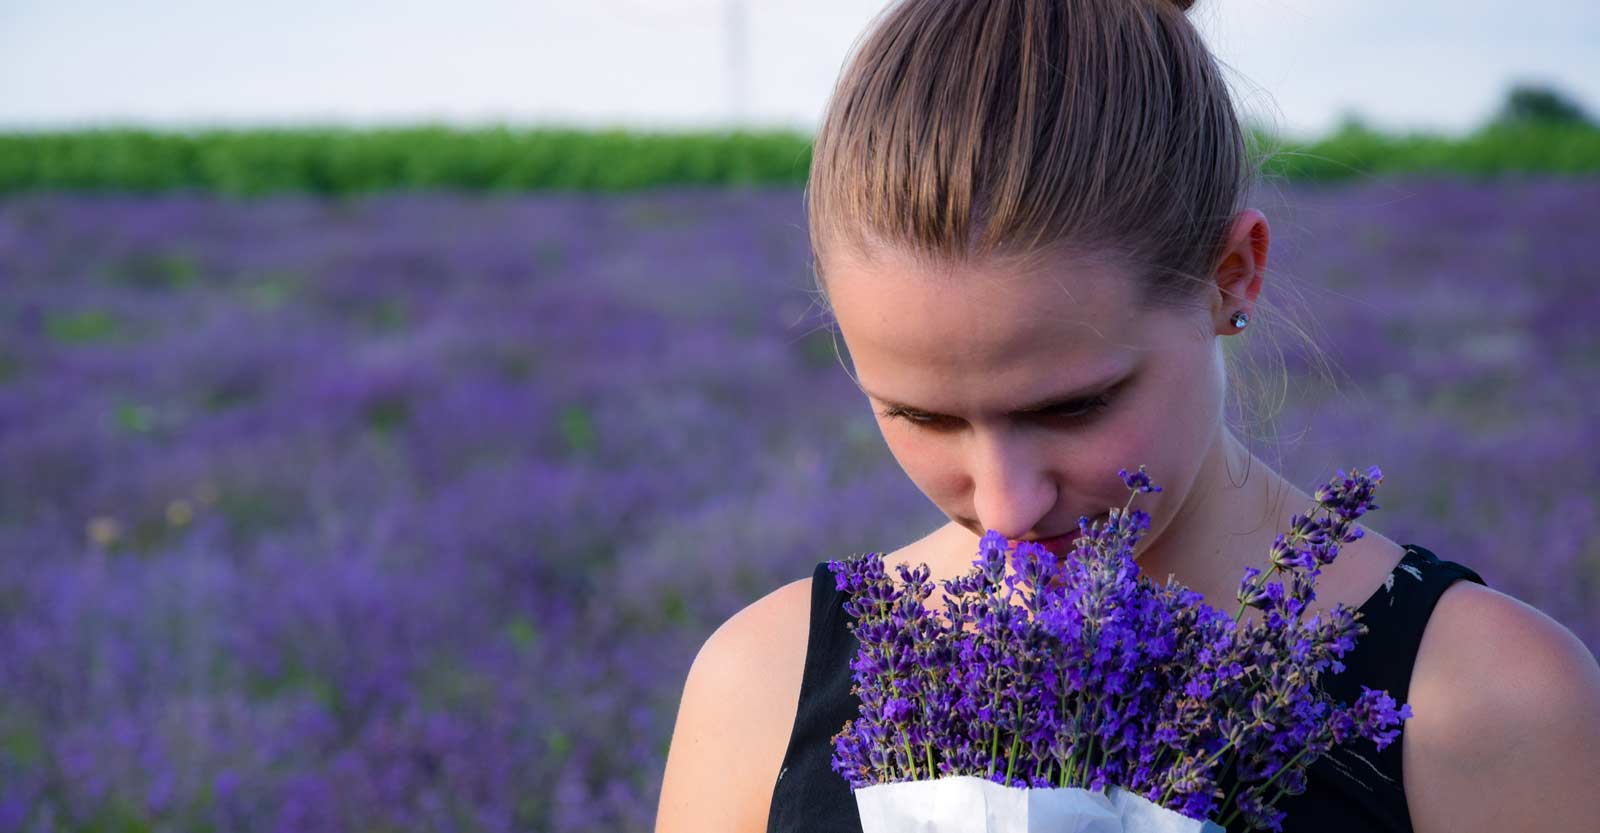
[827,465,1412,832]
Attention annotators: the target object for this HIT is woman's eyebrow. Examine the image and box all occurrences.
[866,371,1130,416]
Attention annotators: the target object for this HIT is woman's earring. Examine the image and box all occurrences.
[1229,311,1249,330]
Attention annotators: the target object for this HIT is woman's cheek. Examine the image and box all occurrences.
[878,423,963,501]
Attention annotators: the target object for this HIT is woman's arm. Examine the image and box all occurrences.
[654,576,812,833]
[1404,581,1600,832]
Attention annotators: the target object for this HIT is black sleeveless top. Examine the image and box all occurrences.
[767,543,1487,833]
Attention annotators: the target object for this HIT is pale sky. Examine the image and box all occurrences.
[1,0,1595,139]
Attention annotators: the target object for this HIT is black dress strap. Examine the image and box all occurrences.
[767,560,863,833]
[1318,543,1488,722]
[1267,542,1488,832]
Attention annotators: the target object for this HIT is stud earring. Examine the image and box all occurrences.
[1229,311,1249,330]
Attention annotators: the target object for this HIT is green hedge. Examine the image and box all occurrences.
[1254,120,1600,180]
[0,126,815,196]
[0,121,1595,196]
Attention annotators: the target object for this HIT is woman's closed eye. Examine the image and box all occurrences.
[879,393,1114,429]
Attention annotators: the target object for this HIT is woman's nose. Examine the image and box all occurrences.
[968,433,1055,540]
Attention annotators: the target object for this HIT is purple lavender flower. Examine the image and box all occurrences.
[831,463,1414,831]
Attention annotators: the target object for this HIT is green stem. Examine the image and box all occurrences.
[1261,780,1298,816]
[987,704,1001,778]
[1254,746,1311,801]
[1234,563,1281,623]
[1196,737,1237,773]
[1003,694,1025,784]
[1218,746,1310,828]
[893,682,918,780]
[1151,747,1174,802]
[1160,737,1240,806]
[1056,688,1069,787]
[1219,779,1245,826]
[1215,747,1244,815]
[1082,728,1096,783]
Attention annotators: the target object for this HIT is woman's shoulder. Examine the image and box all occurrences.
[707,568,815,721]
[657,569,816,833]
[716,531,940,709]
[1409,577,1597,721]
[685,545,928,830]
[1402,576,1600,832]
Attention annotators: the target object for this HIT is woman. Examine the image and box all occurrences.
[655,1,1600,831]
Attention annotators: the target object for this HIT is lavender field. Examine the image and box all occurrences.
[0,177,1595,832]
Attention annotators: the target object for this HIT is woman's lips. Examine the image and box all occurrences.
[1014,514,1108,557]
[1034,529,1086,557]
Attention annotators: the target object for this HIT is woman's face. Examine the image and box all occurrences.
[825,249,1233,562]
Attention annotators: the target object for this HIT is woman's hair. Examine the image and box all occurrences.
[804,0,1336,465]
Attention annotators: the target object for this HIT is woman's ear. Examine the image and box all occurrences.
[1210,209,1269,331]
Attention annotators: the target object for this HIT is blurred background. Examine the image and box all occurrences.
[0,1,1596,831]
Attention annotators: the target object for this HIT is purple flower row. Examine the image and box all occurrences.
[0,179,1593,831]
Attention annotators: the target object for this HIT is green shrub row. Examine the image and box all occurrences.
[0,126,815,196]
[1252,120,1600,180]
[0,120,1595,196]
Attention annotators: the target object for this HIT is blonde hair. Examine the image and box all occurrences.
[804,0,1338,463]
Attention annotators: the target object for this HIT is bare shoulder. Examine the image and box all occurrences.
[1404,580,1600,833]
[654,570,815,833]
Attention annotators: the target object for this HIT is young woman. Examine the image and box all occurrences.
[655,1,1600,831]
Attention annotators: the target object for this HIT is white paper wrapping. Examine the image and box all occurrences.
[854,775,1227,833]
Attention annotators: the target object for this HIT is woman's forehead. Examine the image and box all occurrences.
[826,255,1153,408]
[828,254,1146,360]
